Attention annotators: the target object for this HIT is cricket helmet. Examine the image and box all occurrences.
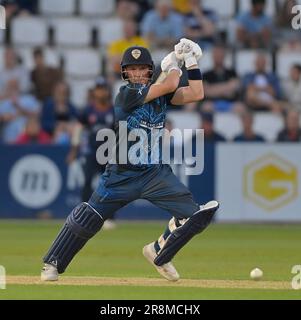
[120,46,155,82]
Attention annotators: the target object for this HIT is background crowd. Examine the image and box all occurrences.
[0,0,301,148]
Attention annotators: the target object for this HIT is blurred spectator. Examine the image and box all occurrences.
[0,79,40,143]
[15,0,38,15]
[282,64,301,110]
[203,45,245,113]
[279,33,301,52]
[116,0,140,20]
[107,19,149,83]
[1,0,19,21]
[277,109,301,142]
[15,116,51,144]
[276,0,296,28]
[41,82,77,137]
[201,112,226,142]
[236,0,273,49]
[0,47,31,99]
[52,120,74,146]
[162,118,177,150]
[131,0,153,23]
[243,53,283,113]
[141,0,184,50]
[183,0,217,49]
[86,88,95,107]
[68,80,114,202]
[276,0,301,51]
[173,0,190,14]
[31,47,64,102]
[233,112,265,142]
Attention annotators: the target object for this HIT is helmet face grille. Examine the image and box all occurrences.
[121,66,154,84]
[121,46,155,83]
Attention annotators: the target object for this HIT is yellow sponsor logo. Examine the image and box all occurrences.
[244,153,298,211]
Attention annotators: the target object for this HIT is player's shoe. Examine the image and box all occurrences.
[143,242,180,282]
[199,200,219,214]
[41,263,58,281]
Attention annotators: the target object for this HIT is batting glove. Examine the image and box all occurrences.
[161,52,183,77]
[175,38,203,68]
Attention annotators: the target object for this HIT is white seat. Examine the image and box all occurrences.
[0,46,5,71]
[112,79,124,100]
[236,50,272,77]
[203,0,235,18]
[276,51,301,79]
[44,48,62,68]
[226,18,238,46]
[11,17,48,46]
[253,113,284,142]
[79,0,116,17]
[53,18,91,47]
[63,49,102,78]
[39,0,76,16]
[214,113,242,141]
[97,18,123,46]
[238,0,275,16]
[0,5,5,30]
[151,49,169,67]
[200,49,234,73]
[0,26,4,44]
[68,79,95,108]
[17,47,61,70]
[167,111,201,131]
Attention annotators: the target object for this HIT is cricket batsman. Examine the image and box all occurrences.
[41,38,220,282]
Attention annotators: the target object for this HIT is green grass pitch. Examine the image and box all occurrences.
[0,220,301,300]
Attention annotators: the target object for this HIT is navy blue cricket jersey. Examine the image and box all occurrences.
[114,83,173,169]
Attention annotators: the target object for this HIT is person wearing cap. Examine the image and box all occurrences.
[201,112,226,143]
[141,0,184,50]
[107,19,149,83]
[41,42,219,282]
[236,0,273,48]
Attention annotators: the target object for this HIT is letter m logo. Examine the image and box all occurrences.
[0,5,6,30]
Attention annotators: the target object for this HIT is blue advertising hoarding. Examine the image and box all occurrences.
[0,144,215,220]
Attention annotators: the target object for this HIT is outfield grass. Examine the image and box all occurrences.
[0,220,300,300]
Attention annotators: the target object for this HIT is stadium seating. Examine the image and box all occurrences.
[97,18,124,46]
[53,18,92,47]
[112,79,124,100]
[238,0,276,16]
[203,0,236,18]
[276,51,301,79]
[11,17,48,47]
[235,50,272,77]
[17,47,61,70]
[39,0,76,16]
[0,27,4,44]
[199,49,234,73]
[167,111,201,131]
[69,79,96,108]
[0,46,5,71]
[63,49,102,78]
[151,49,169,67]
[253,113,284,142]
[79,0,116,17]
[214,113,242,141]
[1,0,299,143]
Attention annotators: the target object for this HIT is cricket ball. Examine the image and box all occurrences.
[250,268,263,280]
